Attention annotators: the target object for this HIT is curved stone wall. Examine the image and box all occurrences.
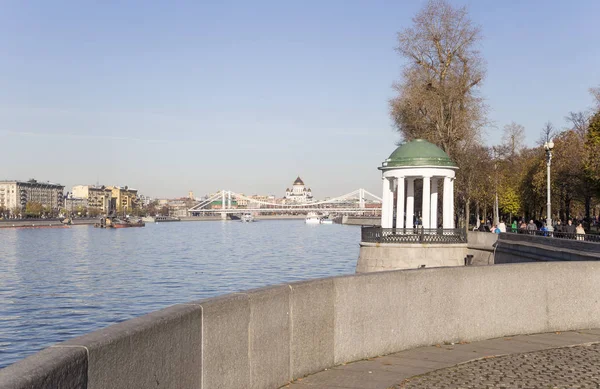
[2,262,600,389]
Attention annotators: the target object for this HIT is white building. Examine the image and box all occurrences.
[0,179,64,212]
[284,176,313,203]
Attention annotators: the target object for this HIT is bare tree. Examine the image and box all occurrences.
[590,86,600,108]
[501,122,525,157]
[390,0,486,158]
[538,122,556,145]
[565,111,589,141]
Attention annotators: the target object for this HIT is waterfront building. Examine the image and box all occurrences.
[284,176,313,203]
[167,198,196,217]
[209,200,238,210]
[106,186,139,212]
[0,179,64,212]
[72,185,112,212]
[235,195,249,208]
[137,194,152,207]
[64,195,88,213]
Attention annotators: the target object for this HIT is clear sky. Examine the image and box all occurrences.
[1,0,599,198]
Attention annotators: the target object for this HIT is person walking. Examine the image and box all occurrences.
[576,222,585,241]
[526,220,537,234]
[554,220,563,233]
[478,220,488,232]
[511,219,517,232]
[564,220,576,235]
[498,219,507,233]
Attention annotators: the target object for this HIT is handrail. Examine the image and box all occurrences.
[505,228,600,243]
[361,226,467,244]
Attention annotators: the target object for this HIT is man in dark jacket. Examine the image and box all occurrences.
[554,220,563,232]
[564,220,576,234]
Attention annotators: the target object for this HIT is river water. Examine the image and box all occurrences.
[0,220,359,369]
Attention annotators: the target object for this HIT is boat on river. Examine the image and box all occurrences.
[241,213,255,223]
[154,216,181,223]
[95,217,145,228]
[112,218,145,228]
[305,212,321,224]
[320,216,334,224]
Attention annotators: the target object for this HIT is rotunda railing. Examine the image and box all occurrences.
[361,226,467,244]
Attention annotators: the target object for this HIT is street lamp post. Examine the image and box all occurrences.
[544,139,554,232]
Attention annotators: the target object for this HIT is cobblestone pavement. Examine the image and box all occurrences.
[284,329,600,389]
[398,343,600,389]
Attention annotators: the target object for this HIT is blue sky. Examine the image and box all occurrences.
[1,0,598,198]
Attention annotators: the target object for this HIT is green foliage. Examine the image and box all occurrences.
[499,186,521,215]
[25,202,43,216]
[584,111,600,195]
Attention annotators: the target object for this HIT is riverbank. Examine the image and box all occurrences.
[0,218,98,228]
[179,215,306,222]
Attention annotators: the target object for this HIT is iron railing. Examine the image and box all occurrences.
[361,227,467,244]
[506,229,600,243]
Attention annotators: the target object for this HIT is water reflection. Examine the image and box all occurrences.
[0,220,359,368]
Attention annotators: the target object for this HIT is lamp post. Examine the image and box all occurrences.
[544,139,554,232]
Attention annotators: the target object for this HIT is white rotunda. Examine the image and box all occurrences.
[379,139,457,229]
[356,139,467,273]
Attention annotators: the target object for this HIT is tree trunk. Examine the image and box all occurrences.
[465,198,470,233]
[585,196,591,221]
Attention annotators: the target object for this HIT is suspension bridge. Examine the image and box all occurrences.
[188,189,382,216]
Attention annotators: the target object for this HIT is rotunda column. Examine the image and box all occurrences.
[381,177,389,228]
[381,177,395,228]
[430,178,438,229]
[395,176,405,229]
[422,176,431,229]
[406,178,415,228]
[450,177,455,228]
[387,178,395,228]
[442,176,451,228]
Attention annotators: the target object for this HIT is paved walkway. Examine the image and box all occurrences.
[282,329,600,389]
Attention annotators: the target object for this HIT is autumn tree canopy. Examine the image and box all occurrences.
[390,0,486,159]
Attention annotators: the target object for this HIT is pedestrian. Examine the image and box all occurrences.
[497,219,506,233]
[554,220,563,233]
[564,220,576,235]
[492,224,501,234]
[478,219,488,232]
[526,219,537,232]
[576,223,585,241]
[511,219,517,232]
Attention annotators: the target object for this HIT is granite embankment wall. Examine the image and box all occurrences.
[0,218,98,228]
[467,231,498,265]
[341,215,380,226]
[3,262,600,389]
[467,231,600,265]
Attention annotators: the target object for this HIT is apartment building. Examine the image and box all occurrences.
[0,179,64,211]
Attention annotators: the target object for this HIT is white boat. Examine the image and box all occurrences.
[241,213,255,223]
[320,217,334,224]
[305,212,321,224]
[141,216,155,223]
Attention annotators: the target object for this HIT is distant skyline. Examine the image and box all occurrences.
[1,0,599,198]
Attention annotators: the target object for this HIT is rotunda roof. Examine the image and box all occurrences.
[293,176,304,185]
[380,139,457,169]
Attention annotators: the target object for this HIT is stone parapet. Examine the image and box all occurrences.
[3,262,600,389]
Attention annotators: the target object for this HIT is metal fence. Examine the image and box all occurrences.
[361,227,467,244]
[507,229,600,243]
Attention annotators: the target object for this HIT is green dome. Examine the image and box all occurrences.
[380,139,457,169]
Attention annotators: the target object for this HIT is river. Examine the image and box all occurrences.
[0,220,360,369]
